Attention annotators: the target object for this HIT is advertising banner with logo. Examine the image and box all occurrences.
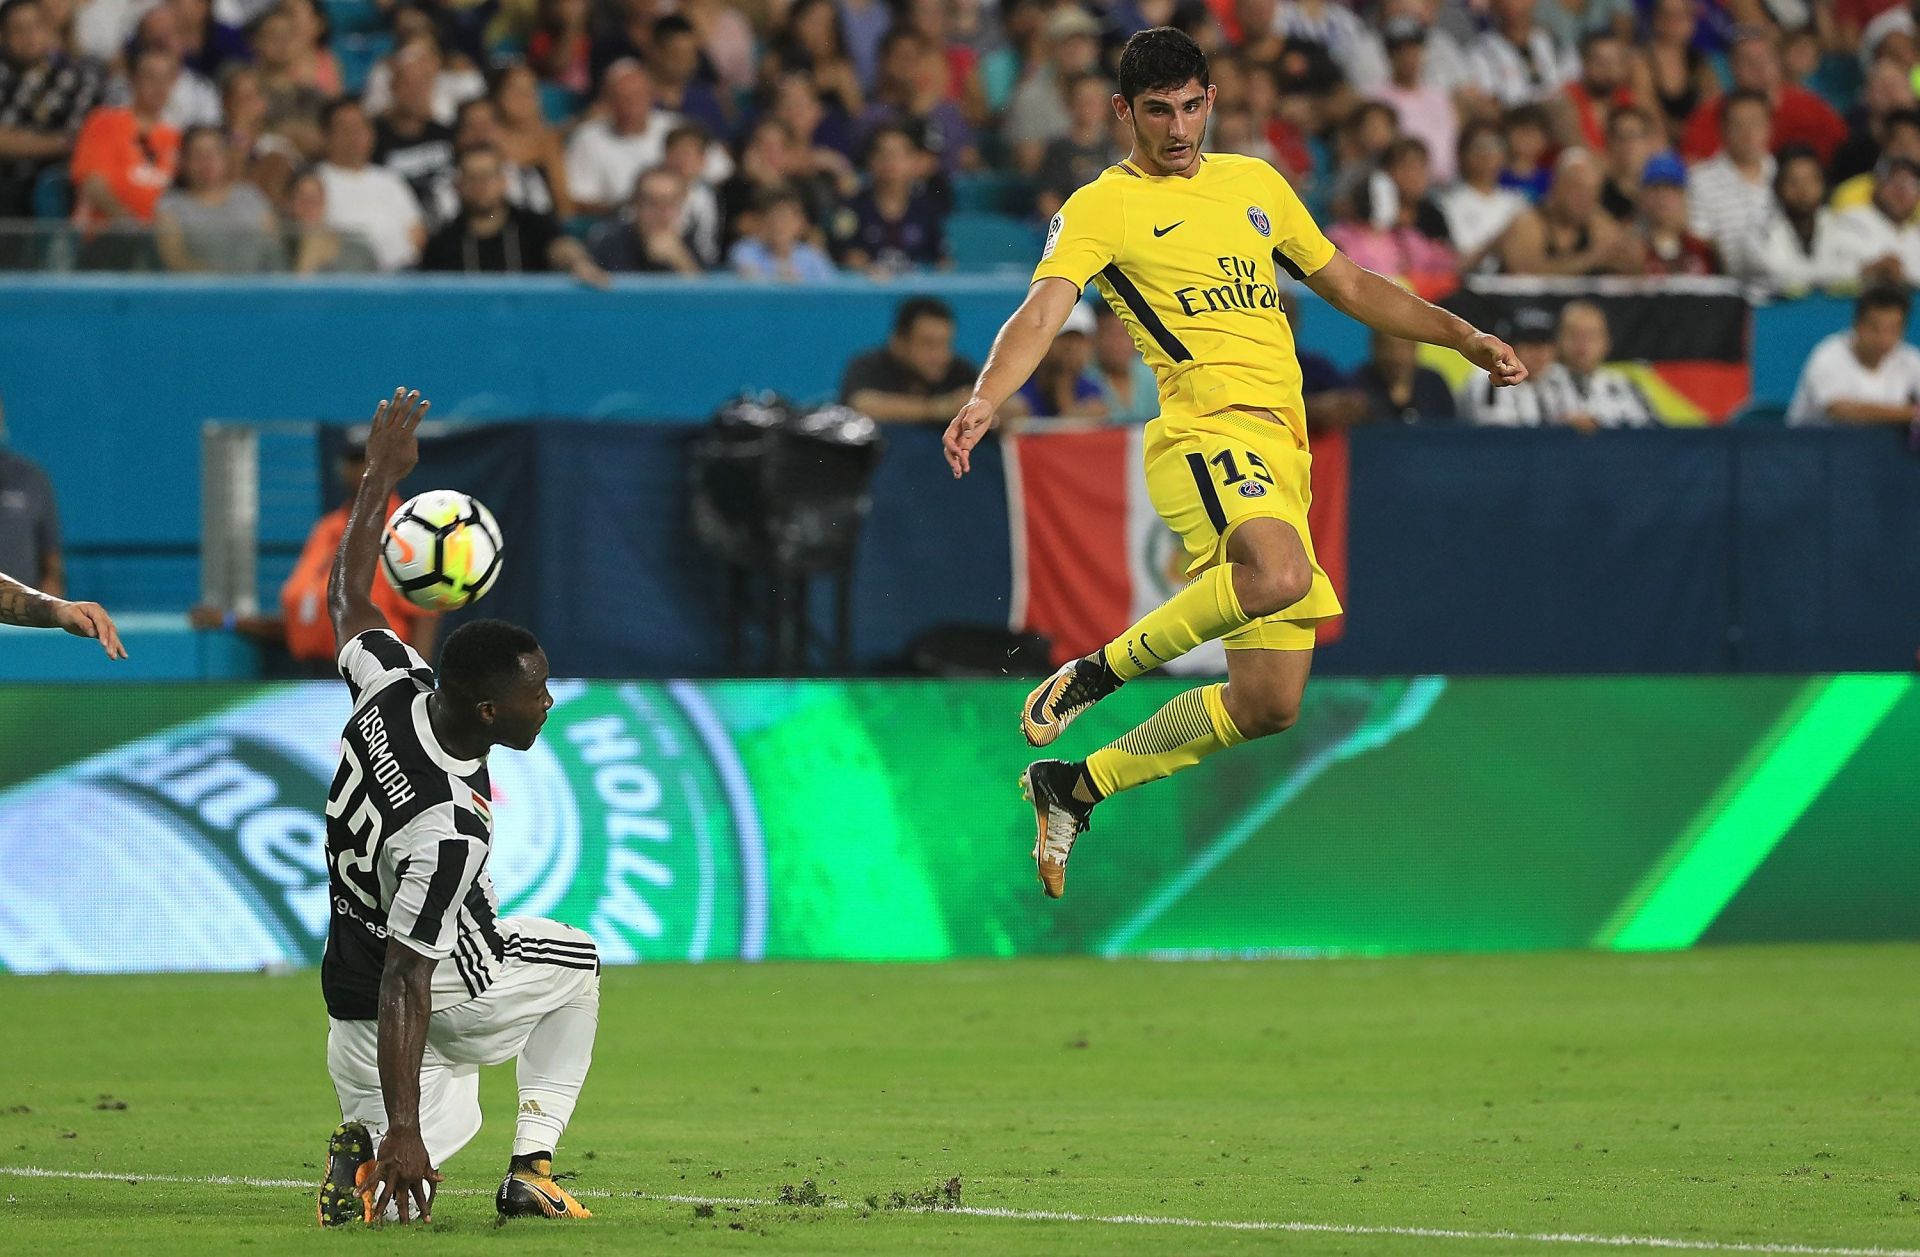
[0,674,1913,974]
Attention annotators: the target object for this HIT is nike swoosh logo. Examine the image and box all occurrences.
[1027,677,1062,727]
[527,1182,571,1214]
[1152,222,1183,237]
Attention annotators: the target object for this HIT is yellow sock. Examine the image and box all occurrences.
[1100,565,1251,682]
[1085,683,1246,799]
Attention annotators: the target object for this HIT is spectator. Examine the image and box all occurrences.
[567,59,727,218]
[249,4,323,158]
[763,0,863,118]
[768,65,857,162]
[678,0,754,98]
[838,294,977,422]
[425,96,558,225]
[0,399,61,595]
[1749,146,1854,291]
[1355,329,1459,424]
[1599,105,1661,219]
[218,63,298,200]
[491,61,573,221]
[527,0,591,96]
[719,117,804,246]
[374,36,455,205]
[285,164,376,272]
[980,0,1045,116]
[420,143,608,283]
[73,0,146,62]
[1440,121,1528,269]
[1371,17,1457,183]
[361,16,481,124]
[1833,107,1920,211]
[1538,300,1655,428]
[125,3,220,126]
[660,121,722,265]
[276,0,339,98]
[1090,304,1158,424]
[1786,284,1920,425]
[1461,304,1556,425]
[315,96,424,271]
[1858,0,1918,71]
[1497,147,1640,275]
[1686,90,1776,276]
[1009,301,1107,420]
[1830,154,1920,285]
[727,183,835,280]
[898,0,985,125]
[0,0,106,217]
[168,0,244,82]
[1326,99,1398,223]
[1036,73,1122,220]
[153,122,281,270]
[587,0,655,86]
[70,44,182,234]
[648,14,727,139]
[1469,0,1575,108]
[832,123,946,274]
[1629,0,1720,147]
[1680,28,1846,166]
[1332,136,1458,280]
[586,164,703,272]
[1276,0,1389,92]
[1830,60,1917,189]
[1637,153,1719,275]
[190,437,436,667]
[1560,29,1635,151]
[836,0,890,92]
[1534,0,1635,49]
[1498,103,1554,201]
[999,10,1093,172]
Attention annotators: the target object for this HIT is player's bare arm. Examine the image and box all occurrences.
[329,388,427,644]
[944,277,1083,477]
[1304,253,1527,388]
[361,938,444,1224]
[0,570,127,659]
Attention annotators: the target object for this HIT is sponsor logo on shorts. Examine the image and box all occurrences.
[1238,482,1268,498]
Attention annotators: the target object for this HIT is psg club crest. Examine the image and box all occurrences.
[1247,206,1271,237]
[1238,481,1268,498]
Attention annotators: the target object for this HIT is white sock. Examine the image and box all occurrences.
[512,987,599,1158]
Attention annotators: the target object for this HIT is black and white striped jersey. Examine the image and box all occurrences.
[321,628,517,1021]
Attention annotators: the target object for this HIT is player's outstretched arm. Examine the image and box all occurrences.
[1304,253,1528,388]
[329,388,427,646]
[944,277,1082,477]
[0,571,127,659]
[362,938,443,1224]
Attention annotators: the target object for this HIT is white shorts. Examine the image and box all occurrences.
[325,916,599,1166]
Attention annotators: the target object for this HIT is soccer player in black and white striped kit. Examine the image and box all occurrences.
[316,388,599,1227]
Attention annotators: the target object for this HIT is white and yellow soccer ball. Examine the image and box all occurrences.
[380,490,504,611]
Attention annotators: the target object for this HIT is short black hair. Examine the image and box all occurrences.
[893,295,954,337]
[1116,26,1208,104]
[439,619,542,699]
[1773,142,1822,189]
[652,12,693,40]
[1722,88,1771,118]
[1886,107,1920,139]
[863,122,922,161]
[1578,28,1622,56]
[320,95,365,132]
[1856,282,1912,324]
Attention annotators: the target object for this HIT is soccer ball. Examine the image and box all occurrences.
[380,490,504,611]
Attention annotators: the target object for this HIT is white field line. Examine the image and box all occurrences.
[2,1165,1917,1257]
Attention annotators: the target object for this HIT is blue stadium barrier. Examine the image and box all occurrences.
[946,211,1043,271]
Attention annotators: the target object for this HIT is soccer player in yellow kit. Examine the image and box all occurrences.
[943,28,1528,898]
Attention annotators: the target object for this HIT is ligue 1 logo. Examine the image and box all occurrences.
[1247,205,1271,237]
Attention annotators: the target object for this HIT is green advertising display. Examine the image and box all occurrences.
[0,675,1912,974]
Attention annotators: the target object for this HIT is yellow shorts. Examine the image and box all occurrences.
[1142,408,1343,651]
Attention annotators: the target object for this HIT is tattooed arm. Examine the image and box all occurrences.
[0,572,127,659]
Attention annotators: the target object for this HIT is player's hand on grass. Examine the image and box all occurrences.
[365,387,428,478]
[1464,332,1527,388]
[943,397,997,478]
[55,599,127,659]
[363,1126,441,1224]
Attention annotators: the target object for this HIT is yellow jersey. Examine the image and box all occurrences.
[1031,152,1336,442]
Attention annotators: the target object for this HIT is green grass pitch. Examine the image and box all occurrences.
[2,945,1916,1256]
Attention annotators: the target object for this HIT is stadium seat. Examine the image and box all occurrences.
[320,0,384,33]
[30,165,70,219]
[540,84,585,127]
[1730,400,1790,426]
[334,32,392,95]
[952,171,1035,215]
[946,211,1042,272]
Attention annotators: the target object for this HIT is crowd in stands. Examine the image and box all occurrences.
[0,0,1917,287]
